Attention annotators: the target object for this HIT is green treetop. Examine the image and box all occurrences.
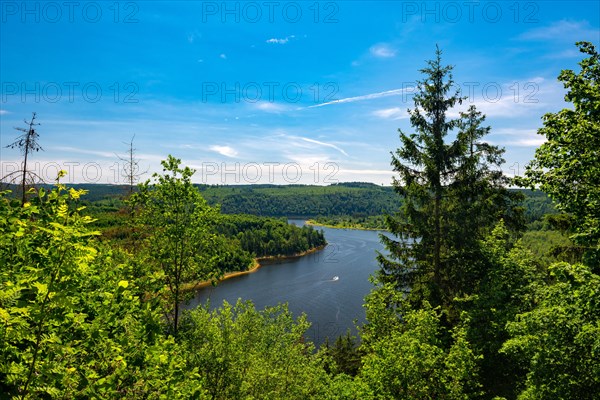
[520,41,600,269]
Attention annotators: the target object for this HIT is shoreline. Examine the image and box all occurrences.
[183,244,327,292]
[305,219,388,232]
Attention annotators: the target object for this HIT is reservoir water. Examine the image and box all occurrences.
[185,220,389,344]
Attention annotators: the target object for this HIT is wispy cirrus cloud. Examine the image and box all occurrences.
[260,133,349,158]
[209,145,238,158]
[48,146,115,159]
[519,20,599,42]
[442,77,564,119]
[492,128,546,147]
[45,146,165,164]
[545,48,583,59]
[307,87,414,108]
[296,136,349,157]
[0,109,9,115]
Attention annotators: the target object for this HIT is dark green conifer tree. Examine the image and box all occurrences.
[378,48,523,312]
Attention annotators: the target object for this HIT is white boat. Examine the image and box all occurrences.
[332,276,339,281]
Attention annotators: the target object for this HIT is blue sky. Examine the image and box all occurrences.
[1,1,599,185]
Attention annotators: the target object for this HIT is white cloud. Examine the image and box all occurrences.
[48,146,115,159]
[0,109,9,115]
[285,153,332,166]
[446,78,564,119]
[492,128,546,147]
[519,20,599,42]
[134,153,169,163]
[209,145,238,158]
[370,43,396,58]
[220,53,227,59]
[297,137,349,157]
[255,102,288,113]
[545,48,583,59]
[512,137,547,147]
[339,168,392,176]
[266,38,286,44]
[307,87,414,108]
[266,35,295,44]
[452,95,543,118]
[256,133,349,160]
[372,107,409,120]
[494,128,538,136]
[0,156,154,184]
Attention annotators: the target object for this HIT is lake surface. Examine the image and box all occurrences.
[184,220,389,344]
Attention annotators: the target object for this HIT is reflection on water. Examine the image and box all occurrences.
[184,220,389,344]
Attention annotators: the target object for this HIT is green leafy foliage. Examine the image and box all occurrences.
[502,262,600,399]
[520,41,600,268]
[521,229,580,266]
[0,183,340,399]
[321,330,364,376]
[180,300,332,399]
[0,184,169,398]
[520,190,556,223]
[456,222,542,398]
[361,284,481,399]
[130,155,225,337]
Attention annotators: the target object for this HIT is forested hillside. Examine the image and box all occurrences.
[198,182,397,217]
[82,189,326,273]
[9,182,554,223]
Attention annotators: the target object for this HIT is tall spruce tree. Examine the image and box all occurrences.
[378,47,463,308]
[378,48,522,312]
[446,106,524,304]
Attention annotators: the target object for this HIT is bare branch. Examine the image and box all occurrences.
[115,134,148,195]
[3,113,44,204]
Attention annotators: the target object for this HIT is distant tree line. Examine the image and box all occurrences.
[45,182,554,223]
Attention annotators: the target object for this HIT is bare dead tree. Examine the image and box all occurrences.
[3,112,44,205]
[116,134,147,195]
